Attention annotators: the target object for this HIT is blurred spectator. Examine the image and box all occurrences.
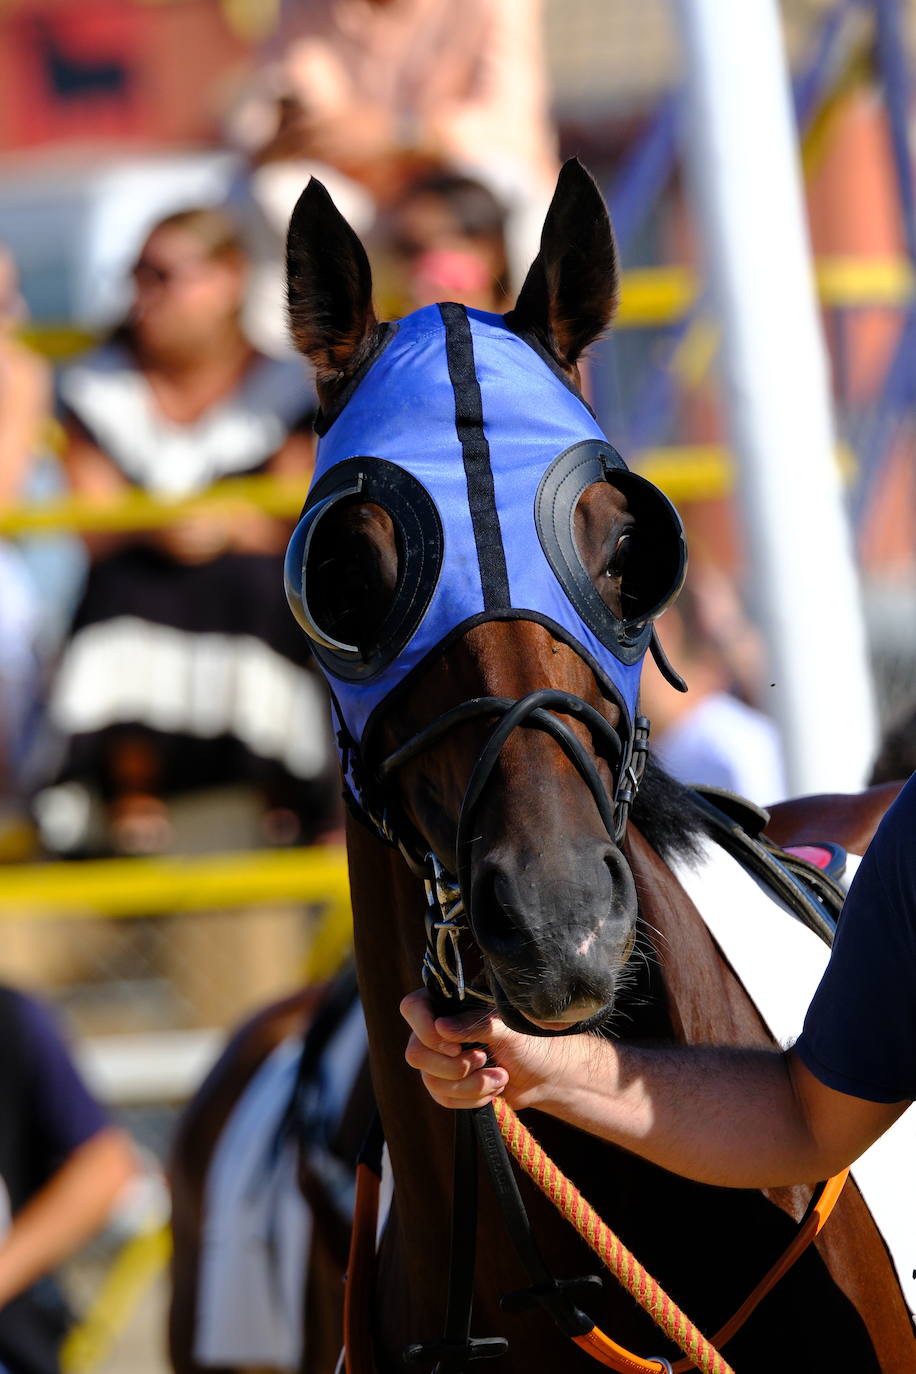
[37,207,336,857]
[224,0,558,354]
[0,247,56,813]
[640,573,788,807]
[0,982,136,1374]
[376,167,512,315]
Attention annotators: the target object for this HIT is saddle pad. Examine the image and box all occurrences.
[669,835,916,1319]
[194,1037,312,1369]
[194,997,368,1369]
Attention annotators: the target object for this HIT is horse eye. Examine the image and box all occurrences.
[605,532,633,579]
[305,500,400,650]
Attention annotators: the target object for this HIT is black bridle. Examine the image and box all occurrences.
[343,669,656,1373]
[371,686,649,1036]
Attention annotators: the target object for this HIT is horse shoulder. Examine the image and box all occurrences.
[625,826,774,1048]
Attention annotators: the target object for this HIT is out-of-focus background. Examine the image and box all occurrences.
[0,2,914,1371]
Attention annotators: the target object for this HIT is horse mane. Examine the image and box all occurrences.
[630,754,712,861]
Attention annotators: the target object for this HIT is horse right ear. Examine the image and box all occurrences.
[286,178,378,385]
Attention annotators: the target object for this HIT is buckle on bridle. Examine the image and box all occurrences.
[423,853,494,1009]
[403,1335,508,1368]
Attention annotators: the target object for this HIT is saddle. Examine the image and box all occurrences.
[688,785,847,946]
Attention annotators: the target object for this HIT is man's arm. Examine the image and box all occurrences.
[401,992,909,1188]
[0,1126,136,1309]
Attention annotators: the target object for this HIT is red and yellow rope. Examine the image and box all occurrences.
[494,1096,734,1374]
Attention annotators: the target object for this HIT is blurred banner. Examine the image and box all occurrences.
[0,0,253,153]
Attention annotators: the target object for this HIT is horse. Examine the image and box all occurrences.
[166,782,904,1374]
[167,967,370,1374]
[169,158,915,1374]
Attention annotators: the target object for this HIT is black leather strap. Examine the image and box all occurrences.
[690,789,844,946]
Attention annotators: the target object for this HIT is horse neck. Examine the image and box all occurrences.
[623,825,775,1048]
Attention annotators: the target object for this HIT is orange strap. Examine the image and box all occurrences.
[566,1173,849,1374]
[343,1160,381,1374]
[573,1328,676,1371]
[669,1169,850,1370]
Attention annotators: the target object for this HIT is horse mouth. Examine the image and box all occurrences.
[486,925,636,1036]
[528,1014,596,1032]
[489,977,617,1037]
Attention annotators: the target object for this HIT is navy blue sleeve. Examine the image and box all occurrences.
[15,992,109,1171]
[795,774,916,1103]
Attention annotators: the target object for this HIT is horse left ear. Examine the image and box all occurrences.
[506,158,619,368]
[286,177,379,384]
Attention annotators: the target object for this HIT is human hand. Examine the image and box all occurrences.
[400,988,584,1113]
[295,103,400,168]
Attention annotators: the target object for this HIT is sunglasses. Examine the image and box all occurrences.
[130,258,209,289]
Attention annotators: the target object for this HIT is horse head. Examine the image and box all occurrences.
[284,161,686,1033]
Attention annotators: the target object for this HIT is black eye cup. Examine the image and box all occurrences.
[535,439,688,664]
[598,468,688,625]
[284,456,444,682]
[285,478,366,657]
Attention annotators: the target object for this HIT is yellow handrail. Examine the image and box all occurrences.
[0,844,349,918]
[0,472,307,538]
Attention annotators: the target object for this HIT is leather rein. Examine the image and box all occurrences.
[342,686,849,1374]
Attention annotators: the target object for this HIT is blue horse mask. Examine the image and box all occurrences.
[285,303,686,822]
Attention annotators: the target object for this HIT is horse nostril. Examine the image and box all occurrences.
[471,870,528,955]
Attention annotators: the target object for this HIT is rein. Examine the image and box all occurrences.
[344,1016,849,1374]
[343,687,849,1372]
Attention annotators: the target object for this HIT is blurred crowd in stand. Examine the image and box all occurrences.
[7,0,904,869]
[0,5,563,1360]
[0,0,564,865]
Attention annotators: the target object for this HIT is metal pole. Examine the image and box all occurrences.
[673,0,878,794]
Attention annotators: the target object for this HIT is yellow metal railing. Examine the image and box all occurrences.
[0,841,353,1370]
[0,472,307,538]
[0,439,859,537]
[0,844,354,981]
[60,1222,173,1374]
[18,255,916,361]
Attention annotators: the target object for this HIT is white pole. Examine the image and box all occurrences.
[673,0,878,796]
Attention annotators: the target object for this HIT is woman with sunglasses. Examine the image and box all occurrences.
[39,207,338,856]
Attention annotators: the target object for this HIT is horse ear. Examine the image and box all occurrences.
[286,177,378,384]
[506,158,619,367]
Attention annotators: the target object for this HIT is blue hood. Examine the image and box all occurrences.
[285,303,685,799]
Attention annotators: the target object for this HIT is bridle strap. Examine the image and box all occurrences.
[373,689,636,871]
[456,689,621,844]
[403,1111,508,1372]
[472,1104,602,1337]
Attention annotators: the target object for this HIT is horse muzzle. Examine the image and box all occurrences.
[469,847,638,1034]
